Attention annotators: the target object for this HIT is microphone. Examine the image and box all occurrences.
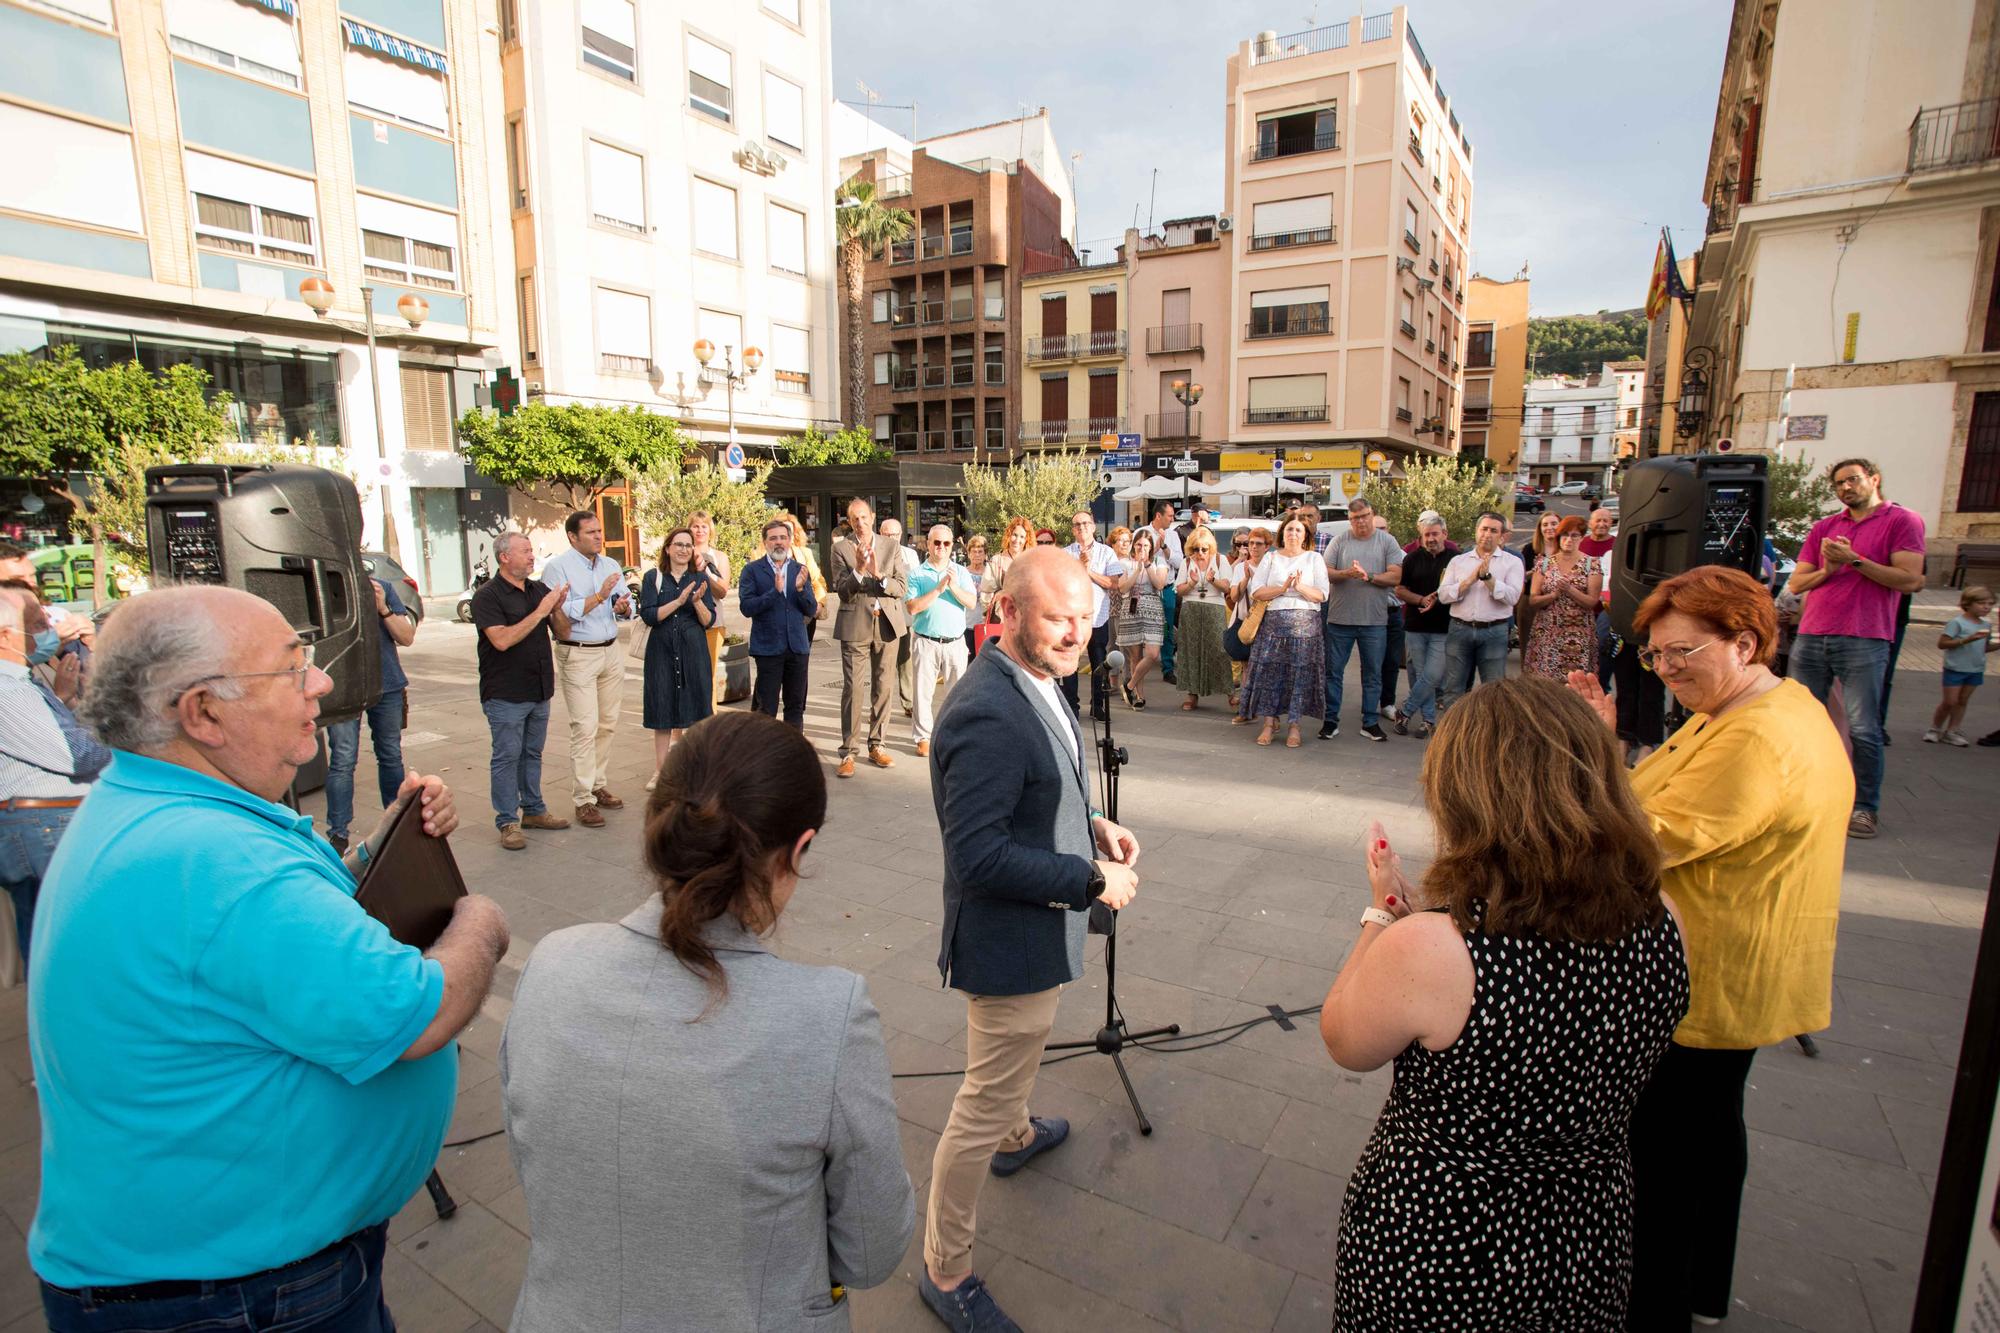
[1102,649,1127,674]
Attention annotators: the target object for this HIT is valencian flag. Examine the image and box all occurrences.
[1645,228,1692,319]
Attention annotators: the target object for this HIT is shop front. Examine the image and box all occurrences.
[1219,445,1367,515]
[763,461,967,573]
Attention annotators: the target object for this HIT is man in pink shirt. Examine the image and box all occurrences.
[1785,458,1928,839]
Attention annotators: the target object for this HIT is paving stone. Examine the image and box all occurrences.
[381,1244,484,1333]
[1031,1112,1268,1242]
[1260,1097,1379,1178]
[1727,1228,1873,1333]
[1877,1092,1949,1176]
[1272,1273,1338,1333]
[1226,1156,1344,1285]
[1744,1131,1934,1236]
[399,1202,528,1329]
[980,1254,1175,1331]
[0,1216,39,1327]
[1741,1061,1903,1164]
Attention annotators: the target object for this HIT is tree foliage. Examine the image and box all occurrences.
[777,425,891,467]
[1364,455,1511,547]
[1765,451,1838,556]
[630,461,772,575]
[961,450,1102,540]
[457,402,692,510]
[1526,311,1648,378]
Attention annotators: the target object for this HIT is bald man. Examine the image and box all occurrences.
[28,586,509,1329]
[921,548,1140,1331]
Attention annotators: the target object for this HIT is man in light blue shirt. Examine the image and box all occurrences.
[539,511,632,828]
[28,585,509,1331]
[905,524,977,755]
[1062,512,1127,722]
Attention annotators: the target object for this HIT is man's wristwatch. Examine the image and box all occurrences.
[1477,571,1492,582]
[1085,861,1106,901]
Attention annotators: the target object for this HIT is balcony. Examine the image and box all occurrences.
[1909,98,2000,174]
[1028,331,1127,359]
[1146,410,1201,440]
[1424,339,1435,354]
[1081,329,1126,356]
[1246,311,1333,339]
[1146,323,1204,354]
[889,368,917,391]
[1463,403,1490,425]
[1407,131,1425,166]
[950,363,976,387]
[921,234,948,260]
[892,431,918,454]
[1244,404,1328,425]
[950,427,977,450]
[889,239,914,265]
[1250,21,1350,65]
[1438,349,1450,370]
[949,231,974,255]
[919,300,945,325]
[984,426,1005,455]
[921,430,948,453]
[1250,130,1340,162]
[1399,319,1417,339]
[877,172,912,198]
[1027,334,1071,361]
[888,305,917,328]
[1019,416,1129,444]
[1428,258,1439,274]
[1395,407,1413,423]
[1403,230,1421,253]
[949,297,975,321]
[1249,225,1336,252]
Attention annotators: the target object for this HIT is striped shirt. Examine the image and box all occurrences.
[0,661,88,800]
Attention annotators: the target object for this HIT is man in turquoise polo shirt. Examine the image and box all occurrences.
[905,523,976,758]
[28,585,510,1332]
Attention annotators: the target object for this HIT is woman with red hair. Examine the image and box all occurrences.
[1523,515,1603,678]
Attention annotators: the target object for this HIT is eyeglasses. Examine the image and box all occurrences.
[1638,638,1723,671]
[1035,536,1056,545]
[178,644,324,700]
[929,539,952,547]
[1832,473,1870,489]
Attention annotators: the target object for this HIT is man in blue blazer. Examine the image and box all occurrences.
[737,518,818,729]
[920,546,1141,1333]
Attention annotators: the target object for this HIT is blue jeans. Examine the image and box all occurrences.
[42,1222,394,1332]
[323,690,406,840]
[0,804,74,966]
[1402,631,1448,725]
[1381,604,1405,708]
[483,698,551,829]
[1323,622,1387,726]
[1441,619,1510,712]
[1790,633,1889,812]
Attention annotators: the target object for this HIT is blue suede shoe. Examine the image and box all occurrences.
[988,1115,1069,1177]
[918,1271,1023,1333]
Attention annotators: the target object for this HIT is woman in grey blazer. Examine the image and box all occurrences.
[500,711,915,1331]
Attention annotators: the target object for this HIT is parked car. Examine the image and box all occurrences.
[363,550,425,626]
[1550,480,1594,497]
[1513,488,1546,514]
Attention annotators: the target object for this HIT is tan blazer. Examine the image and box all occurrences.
[830,534,909,643]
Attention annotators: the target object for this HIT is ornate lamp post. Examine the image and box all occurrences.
[1675,345,1714,447]
[693,340,763,465]
[299,279,426,561]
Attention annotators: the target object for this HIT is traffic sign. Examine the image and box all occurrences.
[1172,457,1199,475]
[1272,458,1285,474]
[1365,449,1388,473]
[724,441,746,469]
[1104,450,1141,469]
[1117,433,1142,451]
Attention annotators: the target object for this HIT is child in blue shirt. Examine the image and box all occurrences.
[1927,584,1997,746]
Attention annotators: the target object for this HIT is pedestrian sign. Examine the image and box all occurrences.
[1272,457,1285,474]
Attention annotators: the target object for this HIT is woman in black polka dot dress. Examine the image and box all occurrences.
[1319,677,1690,1331]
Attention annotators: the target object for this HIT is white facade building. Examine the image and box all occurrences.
[1521,365,1621,489]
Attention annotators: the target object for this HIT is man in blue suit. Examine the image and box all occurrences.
[920,546,1141,1333]
[737,518,818,730]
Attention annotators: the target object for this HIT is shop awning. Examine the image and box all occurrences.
[340,18,448,74]
[241,0,295,14]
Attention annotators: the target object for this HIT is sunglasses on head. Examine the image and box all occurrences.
[1035,535,1055,544]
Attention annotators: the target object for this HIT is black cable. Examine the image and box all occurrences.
[441,1127,507,1149]
[888,1000,1323,1079]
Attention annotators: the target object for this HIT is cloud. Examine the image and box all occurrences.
[832,0,1730,315]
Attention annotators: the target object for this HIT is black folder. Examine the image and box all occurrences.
[353,796,467,950]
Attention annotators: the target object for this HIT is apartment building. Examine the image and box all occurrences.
[1020,260,1126,450]
[839,109,1071,464]
[1463,274,1528,478]
[1639,256,1694,457]
[1521,367,1620,492]
[1218,5,1473,490]
[1610,358,1646,462]
[0,0,507,593]
[1126,215,1232,454]
[502,0,839,561]
[1688,0,2000,568]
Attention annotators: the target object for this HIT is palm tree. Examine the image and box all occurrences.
[835,177,913,430]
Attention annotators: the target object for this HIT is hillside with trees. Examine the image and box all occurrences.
[1526,309,1648,378]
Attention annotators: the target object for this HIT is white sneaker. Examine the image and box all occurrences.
[1923,728,1942,743]
[1945,730,1971,747]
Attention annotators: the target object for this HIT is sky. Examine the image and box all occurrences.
[831,0,1731,317]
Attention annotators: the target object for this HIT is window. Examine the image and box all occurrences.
[697,307,742,356]
[871,290,891,323]
[343,48,447,133]
[1249,285,1331,337]
[506,117,528,209]
[1959,392,2000,510]
[357,194,458,289]
[1540,407,1555,430]
[1422,388,1431,423]
[581,0,636,82]
[1399,290,1415,331]
[1403,201,1421,248]
[873,351,890,385]
[764,71,804,150]
[587,140,646,232]
[687,33,732,122]
[399,364,453,451]
[165,0,300,88]
[595,287,652,372]
[1581,406,1597,432]
[184,150,318,264]
[691,177,737,258]
[1397,378,1411,412]
[1466,327,1494,368]
[983,269,1005,320]
[1245,374,1328,424]
[767,202,807,275]
[873,413,892,442]
[1581,435,1596,457]
[1253,104,1337,160]
[763,0,801,23]
[518,273,538,365]
[1249,195,1334,250]
[771,324,810,394]
[1,106,143,234]
[499,0,517,44]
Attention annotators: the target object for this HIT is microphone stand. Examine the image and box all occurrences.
[1045,650,1182,1135]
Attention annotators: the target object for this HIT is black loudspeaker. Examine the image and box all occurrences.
[145,464,381,726]
[1609,453,1769,638]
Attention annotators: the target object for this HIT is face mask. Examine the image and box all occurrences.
[27,628,59,665]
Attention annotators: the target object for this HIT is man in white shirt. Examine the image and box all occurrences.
[1435,510,1524,713]
[880,518,921,715]
[1061,512,1126,722]
[539,511,631,828]
[1146,502,1186,685]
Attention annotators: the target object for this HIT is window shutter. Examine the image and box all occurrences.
[398,364,452,450]
[1041,293,1066,337]
[1090,290,1116,334]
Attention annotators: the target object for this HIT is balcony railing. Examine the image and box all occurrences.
[1250,225,1336,251]
[1028,331,1127,359]
[1244,404,1328,425]
[1428,258,1439,274]
[1360,10,1392,41]
[1399,319,1417,338]
[1251,130,1340,162]
[1909,98,2000,173]
[1403,230,1422,253]
[892,431,918,453]
[1395,407,1413,423]
[1462,404,1491,424]
[1019,416,1129,443]
[984,362,1006,385]
[950,427,977,450]
[919,301,945,325]
[1424,339,1436,354]
[921,234,946,259]
[877,173,912,197]
[921,430,948,452]
[1246,312,1332,339]
[950,231,974,255]
[950,363,976,387]
[1081,329,1126,356]
[1027,335,1071,361]
[1250,21,1350,64]
[1146,411,1201,440]
[1407,131,1425,166]
[984,426,1005,455]
[1146,323,1203,354]
[888,305,917,328]
[889,368,917,391]
[889,239,914,264]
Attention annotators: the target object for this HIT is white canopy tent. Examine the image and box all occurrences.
[1203,474,1311,496]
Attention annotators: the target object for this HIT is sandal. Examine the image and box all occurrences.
[1232,714,1249,725]
[1120,681,1136,708]
[1180,696,1197,711]
[1256,721,1276,746]
[1285,725,1302,748]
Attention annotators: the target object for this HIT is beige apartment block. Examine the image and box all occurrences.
[1125,215,1232,453]
[1020,260,1127,450]
[1464,274,1528,479]
[1221,4,1472,490]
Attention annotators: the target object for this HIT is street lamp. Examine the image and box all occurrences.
[1675,345,1714,445]
[299,278,425,562]
[693,340,762,466]
[1170,378,1203,438]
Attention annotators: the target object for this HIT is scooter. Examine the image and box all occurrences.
[454,558,492,623]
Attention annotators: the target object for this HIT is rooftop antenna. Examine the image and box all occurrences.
[1145,167,1158,235]
[1070,149,1084,248]
[855,78,878,130]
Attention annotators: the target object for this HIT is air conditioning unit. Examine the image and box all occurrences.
[1216,215,1234,232]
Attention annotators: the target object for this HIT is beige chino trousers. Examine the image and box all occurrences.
[555,641,625,807]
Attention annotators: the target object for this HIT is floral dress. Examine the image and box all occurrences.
[1524,554,1600,680]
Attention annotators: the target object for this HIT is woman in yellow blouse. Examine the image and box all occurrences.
[1569,565,1850,1331]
